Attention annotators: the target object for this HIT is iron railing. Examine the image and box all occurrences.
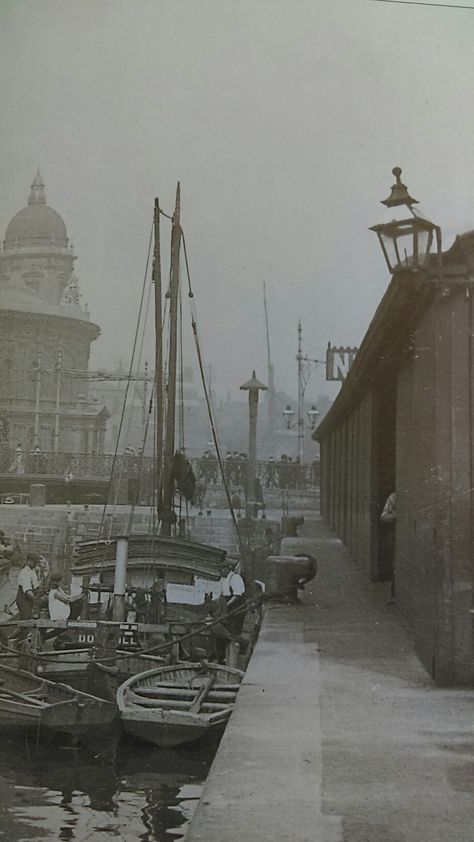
[0,450,320,489]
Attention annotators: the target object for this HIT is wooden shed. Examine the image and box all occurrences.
[314,231,474,685]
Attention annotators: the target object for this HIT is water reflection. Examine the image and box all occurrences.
[0,734,216,841]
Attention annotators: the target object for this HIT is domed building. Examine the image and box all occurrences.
[0,172,109,455]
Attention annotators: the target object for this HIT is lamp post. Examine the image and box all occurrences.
[282,402,319,487]
[370,167,442,275]
[240,371,267,518]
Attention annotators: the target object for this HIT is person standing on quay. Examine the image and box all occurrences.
[16,554,40,620]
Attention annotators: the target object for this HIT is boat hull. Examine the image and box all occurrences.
[121,707,228,748]
[0,663,117,737]
[117,662,242,748]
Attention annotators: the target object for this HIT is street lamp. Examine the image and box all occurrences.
[282,405,295,429]
[370,167,442,275]
[307,404,320,429]
[283,403,319,430]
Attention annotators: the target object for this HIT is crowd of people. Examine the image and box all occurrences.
[198,450,319,492]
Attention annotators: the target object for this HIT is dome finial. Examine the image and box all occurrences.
[28,170,46,206]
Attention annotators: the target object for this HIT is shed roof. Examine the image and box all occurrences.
[313,231,474,442]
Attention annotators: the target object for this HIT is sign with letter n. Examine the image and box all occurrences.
[326,343,358,381]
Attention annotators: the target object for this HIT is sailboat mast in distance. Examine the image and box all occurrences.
[161,183,181,536]
[263,282,275,443]
[153,198,164,506]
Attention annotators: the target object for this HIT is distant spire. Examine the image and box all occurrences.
[28,170,46,205]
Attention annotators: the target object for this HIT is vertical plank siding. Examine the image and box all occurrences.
[318,277,474,685]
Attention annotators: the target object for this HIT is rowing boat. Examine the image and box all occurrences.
[117,662,243,747]
[0,663,116,737]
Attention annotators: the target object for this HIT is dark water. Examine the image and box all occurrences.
[0,733,216,841]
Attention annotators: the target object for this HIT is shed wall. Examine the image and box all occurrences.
[318,283,474,685]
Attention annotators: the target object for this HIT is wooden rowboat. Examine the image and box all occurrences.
[117,662,243,747]
[0,663,117,737]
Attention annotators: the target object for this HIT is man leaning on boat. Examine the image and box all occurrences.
[48,574,84,621]
[220,562,246,636]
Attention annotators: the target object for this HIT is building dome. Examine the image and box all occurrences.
[3,172,68,249]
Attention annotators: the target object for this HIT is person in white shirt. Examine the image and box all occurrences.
[16,554,40,620]
[220,562,246,636]
[48,574,84,622]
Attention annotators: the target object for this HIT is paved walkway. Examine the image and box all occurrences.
[186,516,474,842]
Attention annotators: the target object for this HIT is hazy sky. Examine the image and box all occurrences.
[1,0,473,403]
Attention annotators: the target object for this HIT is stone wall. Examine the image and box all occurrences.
[0,505,68,570]
[0,504,281,576]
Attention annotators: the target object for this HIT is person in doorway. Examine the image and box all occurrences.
[16,554,40,620]
[380,492,396,604]
[48,574,84,621]
[381,492,396,524]
[220,562,246,637]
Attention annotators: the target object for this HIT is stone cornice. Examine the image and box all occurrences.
[0,308,100,340]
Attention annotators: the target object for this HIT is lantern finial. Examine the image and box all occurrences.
[381,167,418,209]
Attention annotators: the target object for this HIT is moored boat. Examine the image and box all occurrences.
[0,662,116,737]
[117,662,243,747]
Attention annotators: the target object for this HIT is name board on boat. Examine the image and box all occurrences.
[166,577,222,605]
[68,621,98,628]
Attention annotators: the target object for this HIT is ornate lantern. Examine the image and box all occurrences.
[307,404,320,429]
[370,167,442,274]
[282,404,295,429]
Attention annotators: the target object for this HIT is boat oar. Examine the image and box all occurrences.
[190,676,215,713]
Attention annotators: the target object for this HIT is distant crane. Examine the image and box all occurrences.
[263,282,275,443]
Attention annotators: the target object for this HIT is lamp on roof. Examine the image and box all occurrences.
[370,167,442,274]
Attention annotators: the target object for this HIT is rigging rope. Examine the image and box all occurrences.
[0,594,263,665]
[180,229,247,561]
[96,221,154,544]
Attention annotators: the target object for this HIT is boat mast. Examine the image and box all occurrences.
[263,283,275,445]
[161,183,181,536]
[297,318,304,465]
[153,198,164,513]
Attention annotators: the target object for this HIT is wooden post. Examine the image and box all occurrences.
[240,371,267,519]
[113,537,128,621]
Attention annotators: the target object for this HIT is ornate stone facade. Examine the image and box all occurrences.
[0,172,108,457]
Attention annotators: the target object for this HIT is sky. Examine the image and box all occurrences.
[0,0,473,405]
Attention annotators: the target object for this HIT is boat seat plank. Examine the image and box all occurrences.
[127,695,192,710]
[134,687,196,699]
[0,689,48,707]
[134,686,236,701]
